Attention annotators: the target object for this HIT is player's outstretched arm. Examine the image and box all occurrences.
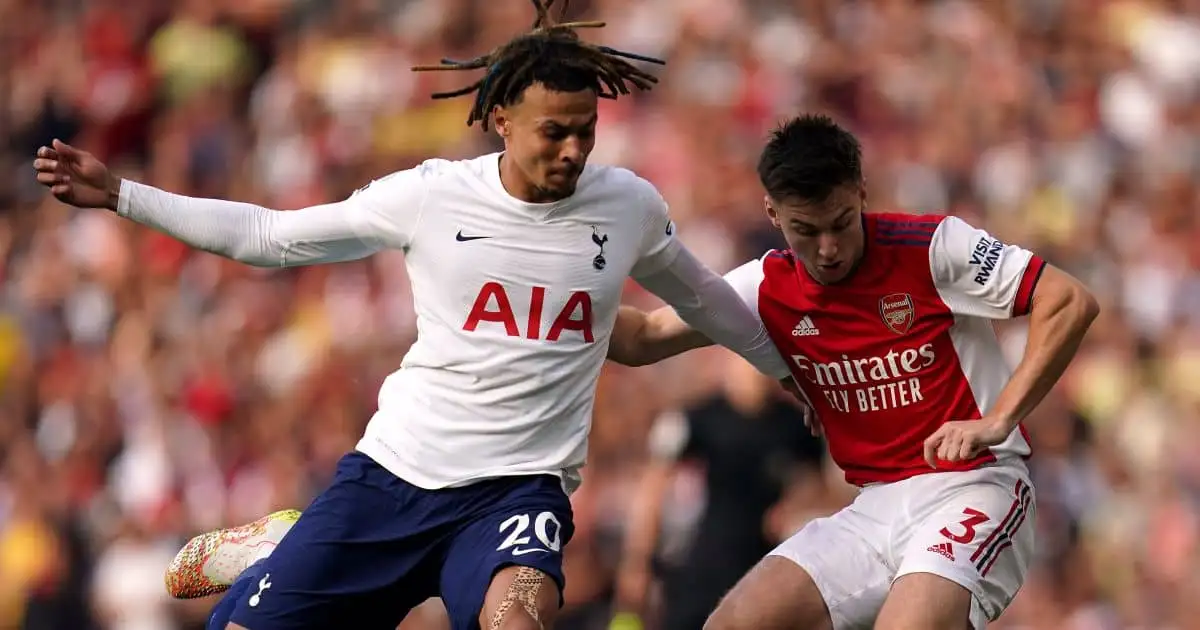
[632,247,790,378]
[33,140,392,267]
[626,180,786,376]
[607,305,712,366]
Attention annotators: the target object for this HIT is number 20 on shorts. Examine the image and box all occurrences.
[496,511,563,556]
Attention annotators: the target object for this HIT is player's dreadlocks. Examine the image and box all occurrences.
[411,0,665,130]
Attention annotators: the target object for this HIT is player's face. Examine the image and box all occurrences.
[494,83,598,201]
[767,182,867,285]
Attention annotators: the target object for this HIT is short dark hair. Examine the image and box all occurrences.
[757,114,863,204]
[411,0,665,130]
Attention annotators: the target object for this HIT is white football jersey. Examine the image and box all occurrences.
[342,154,681,492]
[119,151,784,492]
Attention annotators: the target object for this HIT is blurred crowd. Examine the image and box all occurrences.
[2,0,1200,628]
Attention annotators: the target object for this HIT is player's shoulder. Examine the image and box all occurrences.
[355,156,477,194]
[736,248,797,280]
[721,250,790,308]
[414,154,496,180]
[582,162,652,189]
[580,163,662,205]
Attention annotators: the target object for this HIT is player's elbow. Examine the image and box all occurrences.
[1034,267,1099,332]
[609,306,711,367]
[204,213,288,267]
[227,248,283,268]
[1074,286,1100,328]
[607,347,653,367]
[1058,276,1099,330]
[621,354,655,368]
[611,341,672,367]
[609,306,655,366]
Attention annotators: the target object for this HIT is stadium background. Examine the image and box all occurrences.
[2,0,1200,628]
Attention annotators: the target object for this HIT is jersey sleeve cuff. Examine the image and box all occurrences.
[116,178,135,217]
[1012,255,1046,317]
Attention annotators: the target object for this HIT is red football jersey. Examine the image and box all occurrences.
[725,213,1046,486]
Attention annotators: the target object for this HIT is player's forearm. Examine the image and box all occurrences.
[115,179,377,267]
[608,305,713,367]
[990,267,1099,429]
[116,179,299,266]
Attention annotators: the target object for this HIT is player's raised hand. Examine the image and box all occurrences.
[32,139,119,210]
[923,416,1013,468]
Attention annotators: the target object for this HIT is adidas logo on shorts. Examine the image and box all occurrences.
[792,315,820,337]
[927,542,955,561]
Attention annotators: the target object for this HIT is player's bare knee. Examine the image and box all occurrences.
[703,598,742,630]
[876,573,974,630]
[705,557,832,630]
[704,588,760,630]
[223,624,250,630]
[488,601,543,630]
[875,618,972,630]
[492,608,543,630]
[706,599,829,630]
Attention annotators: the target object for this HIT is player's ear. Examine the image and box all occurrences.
[764,195,782,229]
[493,107,511,139]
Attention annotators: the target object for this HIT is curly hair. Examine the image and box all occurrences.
[411,0,665,130]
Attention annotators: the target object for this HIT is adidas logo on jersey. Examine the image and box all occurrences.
[792,316,820,337]
[927,542,955,561]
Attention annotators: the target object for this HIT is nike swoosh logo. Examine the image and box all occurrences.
[665,221,674,235]
[456,230,492,242]
[511,548,550,556]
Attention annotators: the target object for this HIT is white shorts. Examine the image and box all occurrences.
[770,462,1035,630]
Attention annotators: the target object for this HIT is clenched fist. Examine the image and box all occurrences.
[923,416,1014,468]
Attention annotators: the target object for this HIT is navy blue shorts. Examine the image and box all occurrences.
[227,451,574,630]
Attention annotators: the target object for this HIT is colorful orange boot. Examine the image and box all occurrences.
[164,509,301,599]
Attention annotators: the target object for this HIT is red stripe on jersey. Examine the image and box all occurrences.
[1012,256,1046,317]
[874,238,935,248]
[875,219,941,231]
[872,213,943,246]
[871,212,944,227]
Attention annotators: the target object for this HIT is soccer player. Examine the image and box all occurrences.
[31,1,792,628]
[606,114,1100,630]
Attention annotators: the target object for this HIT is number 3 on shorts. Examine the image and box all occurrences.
[496,512,563,556]
[939,508,990,544]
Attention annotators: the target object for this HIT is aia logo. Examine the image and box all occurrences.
[879,293,915,335]
[463,283,594,342]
